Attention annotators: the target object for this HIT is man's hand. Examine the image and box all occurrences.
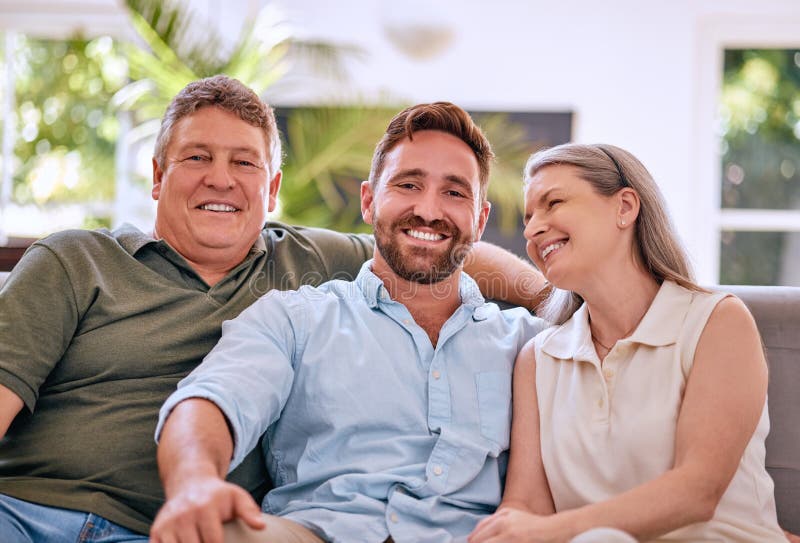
[150,475,265,543]
[785,529,800,543]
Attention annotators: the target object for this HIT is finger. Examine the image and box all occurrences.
[196,511,225,543]
[469,516,499,542]
[172,520,202,543]
[233,490,266,530]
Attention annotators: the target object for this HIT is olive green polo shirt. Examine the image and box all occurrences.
[0,222,373,534]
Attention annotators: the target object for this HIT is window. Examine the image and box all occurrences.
[0,32,131,240]
[718,49,800,286]
[693,18,800,286]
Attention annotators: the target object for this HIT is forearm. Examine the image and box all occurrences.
[466,241,549,311]
[158,398,234,497]
[555,465,717,541]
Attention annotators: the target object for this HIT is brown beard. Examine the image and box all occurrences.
[373,212,474,285]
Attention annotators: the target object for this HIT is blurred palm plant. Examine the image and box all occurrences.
[115,0,352,144]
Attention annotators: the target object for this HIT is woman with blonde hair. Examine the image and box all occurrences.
[469,143,786,542]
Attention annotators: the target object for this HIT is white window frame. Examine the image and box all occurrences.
[693,14,800,285]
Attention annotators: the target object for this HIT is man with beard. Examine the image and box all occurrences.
[151,102,547,543]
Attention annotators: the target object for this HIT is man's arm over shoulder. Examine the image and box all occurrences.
[466,242,550,313]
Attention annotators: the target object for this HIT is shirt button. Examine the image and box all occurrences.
[597,398,604,408]
[403,319,411,325]
[390,513,399,523]
[433,465,443,476]
[603,368,614,379]
[432,370,441,380]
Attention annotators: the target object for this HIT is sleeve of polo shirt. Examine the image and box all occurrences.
[155,289,304,472]
[300,227,374,282]
[0,244,80,411]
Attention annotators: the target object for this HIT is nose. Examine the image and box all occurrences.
[523,213,547,243]
[204,160,235,191]
[412,189,444,223]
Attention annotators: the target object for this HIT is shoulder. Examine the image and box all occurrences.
[702,294,758,342]
[263,221,372,251]
[250,279,359,313]
[34,228,117,254]
[499,306,549,333]
[14,228,123,279]
[263,221,373,281]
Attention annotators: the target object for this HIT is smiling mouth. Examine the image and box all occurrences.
[541,240,567,260]
[404,229,447,242]
[198,203,239,213]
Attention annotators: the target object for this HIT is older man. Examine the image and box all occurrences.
[151,102,548,543]
[0,78,546,542]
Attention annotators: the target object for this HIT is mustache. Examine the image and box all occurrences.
[393,214,456,236]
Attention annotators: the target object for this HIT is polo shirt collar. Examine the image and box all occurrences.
[114,223,157,256]
[540,280,690,361]
[113,223,267,259]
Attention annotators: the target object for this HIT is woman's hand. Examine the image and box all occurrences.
[468,507,566,543]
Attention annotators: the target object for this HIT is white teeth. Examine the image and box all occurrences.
[407,229,444,242]
[541,241,566,259]
[200,203,237,212]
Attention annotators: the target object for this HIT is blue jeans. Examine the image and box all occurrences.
[0,493,149,543]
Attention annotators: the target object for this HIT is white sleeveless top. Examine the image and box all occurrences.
[534,281,784,542]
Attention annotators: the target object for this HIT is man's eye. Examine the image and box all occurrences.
[236,160,256,167]
[447,190,465,198]
[548,199,563,208]
[186,155,206,162]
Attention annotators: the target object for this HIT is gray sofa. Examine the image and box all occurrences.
[0,272,797,531]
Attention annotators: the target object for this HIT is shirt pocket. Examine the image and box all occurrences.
[476,371,512,448]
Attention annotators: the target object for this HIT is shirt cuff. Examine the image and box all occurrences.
[154,387,246,474]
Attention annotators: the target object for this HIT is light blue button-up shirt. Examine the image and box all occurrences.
[157,261,546,542]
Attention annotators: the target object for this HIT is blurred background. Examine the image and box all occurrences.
[0,0,798,285]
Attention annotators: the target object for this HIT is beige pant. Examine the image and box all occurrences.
[570,527,638,543]
[223,515,324,543]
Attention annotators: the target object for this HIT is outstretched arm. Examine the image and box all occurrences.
[471,296,772,542]
[151,398,265,543]
[465,241,550,312]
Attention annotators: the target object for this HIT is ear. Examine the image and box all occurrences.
[267,170,282,212]
[361,180,375,225]
[617,187,640,228]
[151,158,163,201]
[474,200,491,241]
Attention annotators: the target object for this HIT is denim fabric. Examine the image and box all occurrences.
[0,494,149,543]
[158,261,547,542]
